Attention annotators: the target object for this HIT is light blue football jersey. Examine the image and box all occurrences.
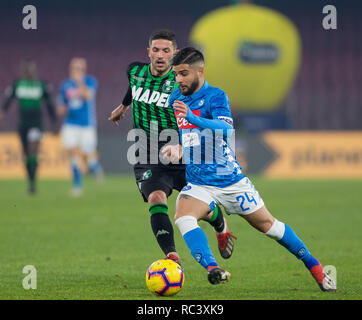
[58,75,97,127]
[168,80,244,188]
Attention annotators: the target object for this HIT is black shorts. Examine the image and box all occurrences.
[18,125,43,155]
[134,164,186,202]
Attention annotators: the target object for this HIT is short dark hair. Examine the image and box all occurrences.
[171,47,204,66]
[149,29,177,48]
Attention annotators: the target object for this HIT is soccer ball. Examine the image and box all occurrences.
[146,259,184,296]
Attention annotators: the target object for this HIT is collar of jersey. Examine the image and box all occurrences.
[147,64,173,80]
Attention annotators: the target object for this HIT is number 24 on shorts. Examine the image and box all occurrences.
[236,193,257,212]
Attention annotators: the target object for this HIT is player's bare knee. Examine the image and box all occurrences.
[67,148,78,158]
[148,190,167,205]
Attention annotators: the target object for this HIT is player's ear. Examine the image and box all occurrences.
[197,65,204,76]
[147,47,151,57]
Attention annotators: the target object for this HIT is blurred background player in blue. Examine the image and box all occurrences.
[57,57,103,196]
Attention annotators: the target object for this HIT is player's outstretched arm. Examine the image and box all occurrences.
[0,83,16,121]
[56,104,68,118]
[108,104,130,126]
[173,100,233,135]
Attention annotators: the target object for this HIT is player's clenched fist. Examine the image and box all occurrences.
[161,144,183,163]
[172,100,189,119]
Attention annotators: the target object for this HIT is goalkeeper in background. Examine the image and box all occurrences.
[0,60,57,194]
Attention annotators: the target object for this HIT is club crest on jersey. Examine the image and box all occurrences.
[175,110,200,129]
[162,80,175,93]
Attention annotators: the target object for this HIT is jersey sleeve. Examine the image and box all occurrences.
[57,81,68,106]
[122,85,132,106]
[126,62,145,80]
[90,76,98,91]
[122,62,146,105]
[210,90,234,127]
[86,76,98,97]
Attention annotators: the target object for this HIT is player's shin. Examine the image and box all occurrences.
[26,154,38,183]
[149,203,177,256]
[175,215,218,270]
[265,219,322,275]
[87,157,104,182]
[69,156,83,189]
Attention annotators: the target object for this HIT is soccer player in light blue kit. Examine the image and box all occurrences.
[163,47,336,291]
[57,57,103,196]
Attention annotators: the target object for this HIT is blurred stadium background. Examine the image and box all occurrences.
[1,0,361,179]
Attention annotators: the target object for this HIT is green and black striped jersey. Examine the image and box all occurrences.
[1,78,56,129]
[125,62,178,134]
[123,62,182,166]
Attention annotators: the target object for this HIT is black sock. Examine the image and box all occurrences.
[26,154,38,184]
[149,203,176,255]
[205,205,225,233]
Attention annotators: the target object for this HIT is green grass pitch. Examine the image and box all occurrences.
[0,175,361,300]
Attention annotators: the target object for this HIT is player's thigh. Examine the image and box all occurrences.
[175,183,214,221]
[27,127,42,154]
[61,125,80,150]
[18,127,29,155]
[19,126,42,155]
[133,165,173,203]
[79,127,97,154]
[239,205,275,233]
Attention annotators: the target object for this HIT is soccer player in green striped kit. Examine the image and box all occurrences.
[0,60,57,194]
[109,30,236,265]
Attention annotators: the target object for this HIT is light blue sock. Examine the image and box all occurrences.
[88,158,102,174]
[71,164,82,188]
[69,157,82,188]
[176,215,218,270]
[183,227,218,269]
[277,224,320,270]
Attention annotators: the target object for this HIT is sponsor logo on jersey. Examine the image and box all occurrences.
[175,110,200,129]
[131,85,170,107]
[15,86,43,99]
[66,87,81,99]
